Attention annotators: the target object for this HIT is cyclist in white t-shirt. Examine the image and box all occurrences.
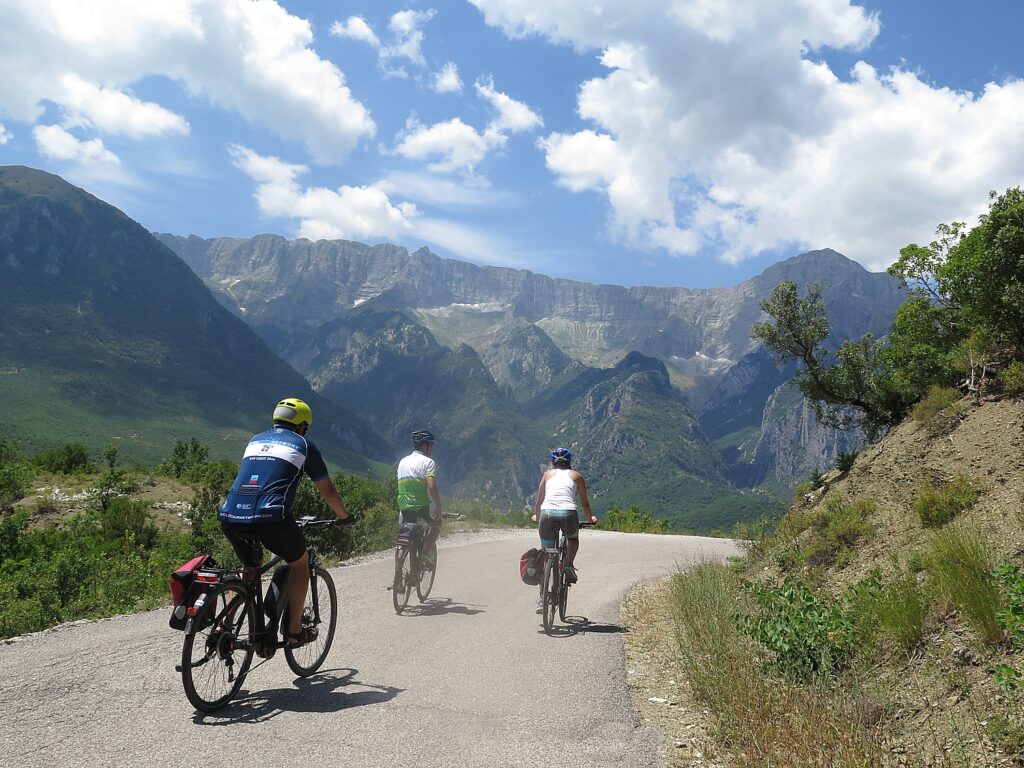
[531,448,596,610]
[396,430,443,565]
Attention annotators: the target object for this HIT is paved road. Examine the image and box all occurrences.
[0,530,739,768]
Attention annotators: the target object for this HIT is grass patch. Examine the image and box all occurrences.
[911,385,963,422]
[772,495,876,570]
[870,570,930,655]
[925,524,1004,647]
[670,562,885,767]
[914,475,980,528]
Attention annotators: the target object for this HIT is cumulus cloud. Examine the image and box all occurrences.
[230,144,415,240]
[470,0,1024,268]
[0,0,374,164]
[59,74,189,138]
[393,78,543,176]
[330,16,380,47]
[231,144,513,263]
[33,124,120,167]
[0,123,11,144]
[432,62,464,94]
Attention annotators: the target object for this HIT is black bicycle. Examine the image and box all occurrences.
[391,512,461,614]
[176,516,351,711]
[541,520,595,634]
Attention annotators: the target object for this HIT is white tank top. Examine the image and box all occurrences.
[543,469,577,510]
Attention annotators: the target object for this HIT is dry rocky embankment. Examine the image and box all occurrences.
[622,395,1024,767]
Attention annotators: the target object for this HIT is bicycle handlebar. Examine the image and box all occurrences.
[297,513,362,528]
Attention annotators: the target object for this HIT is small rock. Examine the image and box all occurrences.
[648,697,669,704]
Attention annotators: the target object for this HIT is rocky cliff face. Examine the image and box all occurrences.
[156,231,904,519]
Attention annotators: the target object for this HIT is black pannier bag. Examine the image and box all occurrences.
[520,548,545,586]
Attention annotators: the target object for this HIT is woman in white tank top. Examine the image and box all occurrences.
[531,448,597,601]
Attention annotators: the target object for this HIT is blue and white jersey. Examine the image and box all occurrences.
[218,426,329,524]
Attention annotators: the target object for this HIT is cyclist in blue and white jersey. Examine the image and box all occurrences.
[218,397,358,646]
[531,448,596,610]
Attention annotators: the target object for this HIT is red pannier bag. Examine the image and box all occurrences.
[520,548,545,586]
[168,554,216,630]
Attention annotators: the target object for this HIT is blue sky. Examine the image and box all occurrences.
[0,1,1022,288]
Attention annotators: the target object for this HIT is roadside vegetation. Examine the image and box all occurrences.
[649,188,1024,766]
[0,437,522,640]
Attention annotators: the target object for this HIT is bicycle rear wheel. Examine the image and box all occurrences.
[541,555,558,634]
[392,547,413,614]
[416,541,437,601]
[284,566,338,676]
[180,581,254,712]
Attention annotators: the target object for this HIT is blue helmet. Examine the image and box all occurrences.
[550,447,572,466]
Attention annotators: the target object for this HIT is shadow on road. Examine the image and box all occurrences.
[191,667,402,724]
[538,616,628,639]
[397,597,485,617]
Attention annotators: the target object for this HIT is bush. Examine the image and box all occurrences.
[911,385,962,423]
[871,570,930,655]
[800,495,875,569]
[0,462,33,508]
[740,578,865,680]
[157,438,211,483]
[33,443,92,475]
[926,524,1004,647]
[835,451,858,473]
[1001,361,1024,396]
[914,475,980,528]
[600,504,669,533]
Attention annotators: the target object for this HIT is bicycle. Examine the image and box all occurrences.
[391,511,461,614]
[176,516,353,711]
[540,520,595,634]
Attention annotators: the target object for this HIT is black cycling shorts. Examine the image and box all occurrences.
[220,517,307,566]
[399,506,436,525]
[538,510,580,549]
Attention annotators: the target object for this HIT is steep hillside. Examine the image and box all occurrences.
[0,166,387,472]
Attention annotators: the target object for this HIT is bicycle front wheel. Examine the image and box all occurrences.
[542,556,558,634]
[416,541,437,602]
[558,573,569,621]
[180,581,254,712]
[284,566,337,676]
[392,547,413,614]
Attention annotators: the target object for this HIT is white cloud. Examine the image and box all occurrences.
[33,124,120,167]
[385,9,436,69]
[230,144,512,263]
[470,0,1024,268]
[393,78,543,176]
[432,62,464,94]
[330,16,380,48]
[475,76,543,133]
[0,123,11,144]
[0,0,374,163]
[379,171,517,209]
[393,118,494,174]
[59,74,188,138]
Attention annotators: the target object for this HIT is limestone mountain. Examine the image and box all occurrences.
[158,233,904,497]
[0,166,387,472]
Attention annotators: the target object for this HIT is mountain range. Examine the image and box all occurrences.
[0,165,907,531]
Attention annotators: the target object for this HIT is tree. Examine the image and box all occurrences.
[752,282,914,439]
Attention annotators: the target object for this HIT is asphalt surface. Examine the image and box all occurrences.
[0,530,739,768]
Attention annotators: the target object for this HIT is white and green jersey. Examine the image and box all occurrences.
[397,451,437,512]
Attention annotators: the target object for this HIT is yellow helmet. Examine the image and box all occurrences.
[273,397,313,427]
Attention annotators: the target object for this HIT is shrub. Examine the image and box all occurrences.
[157,438,211,483]
[1001,361,1024,396]
[993,563,1024,690]
[0,462,33,508]
[911,384,962,423]
[914,475,980,528]
[835,450,858,473]
[740,579,861,680]
[871,571,930,655]
[601,504,670,533]
[33,443,92,475]
[800,495,876,569]
[926,524,1004,647]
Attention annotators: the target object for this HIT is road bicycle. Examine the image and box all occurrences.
[541,520,595,634]
[391,511,461,614]
[176,516,352,711]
